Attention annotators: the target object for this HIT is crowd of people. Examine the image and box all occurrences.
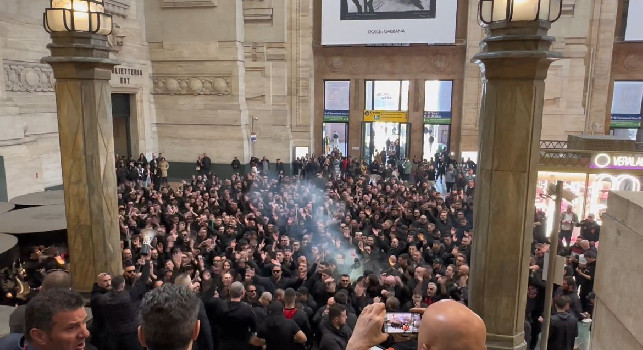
[1,149,600,350]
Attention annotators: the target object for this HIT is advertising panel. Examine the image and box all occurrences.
[322,0,457,45]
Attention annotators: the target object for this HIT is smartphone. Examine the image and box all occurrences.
[383,312,421,334]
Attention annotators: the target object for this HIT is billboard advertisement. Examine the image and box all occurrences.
[322,0,458,45]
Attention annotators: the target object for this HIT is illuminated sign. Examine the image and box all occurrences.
[363,110,408,123]
[591,153,643,170]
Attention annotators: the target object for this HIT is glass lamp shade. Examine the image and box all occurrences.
[43,0,113,35]
[479,0,562,24]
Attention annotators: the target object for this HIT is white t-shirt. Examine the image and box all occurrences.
[561,213,574,230]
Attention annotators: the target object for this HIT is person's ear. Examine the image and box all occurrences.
[421,343,430,350]
[138,326,147,347]
[30,329,48,346]
[192,319,201,341]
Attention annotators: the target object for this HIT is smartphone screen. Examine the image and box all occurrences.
[383,312,421,334]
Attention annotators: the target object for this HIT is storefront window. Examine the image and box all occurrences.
[610,81,643,140]
[423,80,453,159]
[324,81,350,156]
[535,172,588,241]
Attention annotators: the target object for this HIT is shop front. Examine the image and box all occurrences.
[537,147,643,242]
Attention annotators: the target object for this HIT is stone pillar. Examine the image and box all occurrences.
[469,21,560,350]
[42,32,122,292]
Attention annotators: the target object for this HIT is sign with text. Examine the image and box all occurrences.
[591,153,643,170]
[363,110,408,123]
[112,66,144,85]
[322,0,457,45]
[423,111,452,125]
[611,114,641,128]
[324,110,350,123]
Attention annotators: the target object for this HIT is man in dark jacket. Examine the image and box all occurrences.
[253,264,302,294]
[175,274,214,350]
[90,273,112,350]
[547,296,578,350]
[96,258,150,350]
[319,304,352,350]
[206,282,256,350]
[554,277,586,321]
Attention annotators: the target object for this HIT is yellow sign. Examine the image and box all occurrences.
[363,110,408,123]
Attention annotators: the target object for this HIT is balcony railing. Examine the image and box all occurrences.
[540,140,568,149]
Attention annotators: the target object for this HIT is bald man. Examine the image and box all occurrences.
[346,300,487,350]
[417,300,486,350]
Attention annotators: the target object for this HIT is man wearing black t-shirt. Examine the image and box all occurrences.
[283,288,312,349]
[207,282,256,350]
[255,302,307,350]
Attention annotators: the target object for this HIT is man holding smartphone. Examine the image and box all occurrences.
[345,301,486,350]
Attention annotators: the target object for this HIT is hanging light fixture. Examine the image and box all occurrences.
[43,0,113,35]
[479,0,562,24]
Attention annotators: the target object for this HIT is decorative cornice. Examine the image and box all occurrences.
[152,75,231,95]
[3,61,55,93]
[105,0,130,18]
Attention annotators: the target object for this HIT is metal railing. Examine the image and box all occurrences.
[539,149,591,168]
[539,140,568,149]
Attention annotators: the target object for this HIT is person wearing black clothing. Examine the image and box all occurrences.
[175,274,214,350]
[255,302,307,350]
[283,288,312,349]
[253,264,302,294]
[202,153,212,175]
[526,258,546,350]
[554,277,586,321]
[319,304,352,350]
[231,156,241,173]
[276,158,285,177]
[576,250,597,312]
[207,282,256,350]
[547,296,578,350]
[90,273,112,350]
[96,258,150,350]
[578,213,600,243]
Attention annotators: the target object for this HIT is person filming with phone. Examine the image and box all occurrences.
[345,301,487,350]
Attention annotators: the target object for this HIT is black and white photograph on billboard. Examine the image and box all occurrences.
[323,0,457,45]
[340,0,436,20]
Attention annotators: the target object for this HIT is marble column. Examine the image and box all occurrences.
[469,21,560,350]
[42,32,122,292]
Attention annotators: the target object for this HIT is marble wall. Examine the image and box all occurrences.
[591,191,643,350]
[0,0,157,199]
[1,1,63,199]
[144,0,313,164]
[460,0,622,151]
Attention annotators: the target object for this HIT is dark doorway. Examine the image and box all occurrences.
[111,93,131,158]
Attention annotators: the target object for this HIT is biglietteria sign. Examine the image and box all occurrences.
[591,153,643,170]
